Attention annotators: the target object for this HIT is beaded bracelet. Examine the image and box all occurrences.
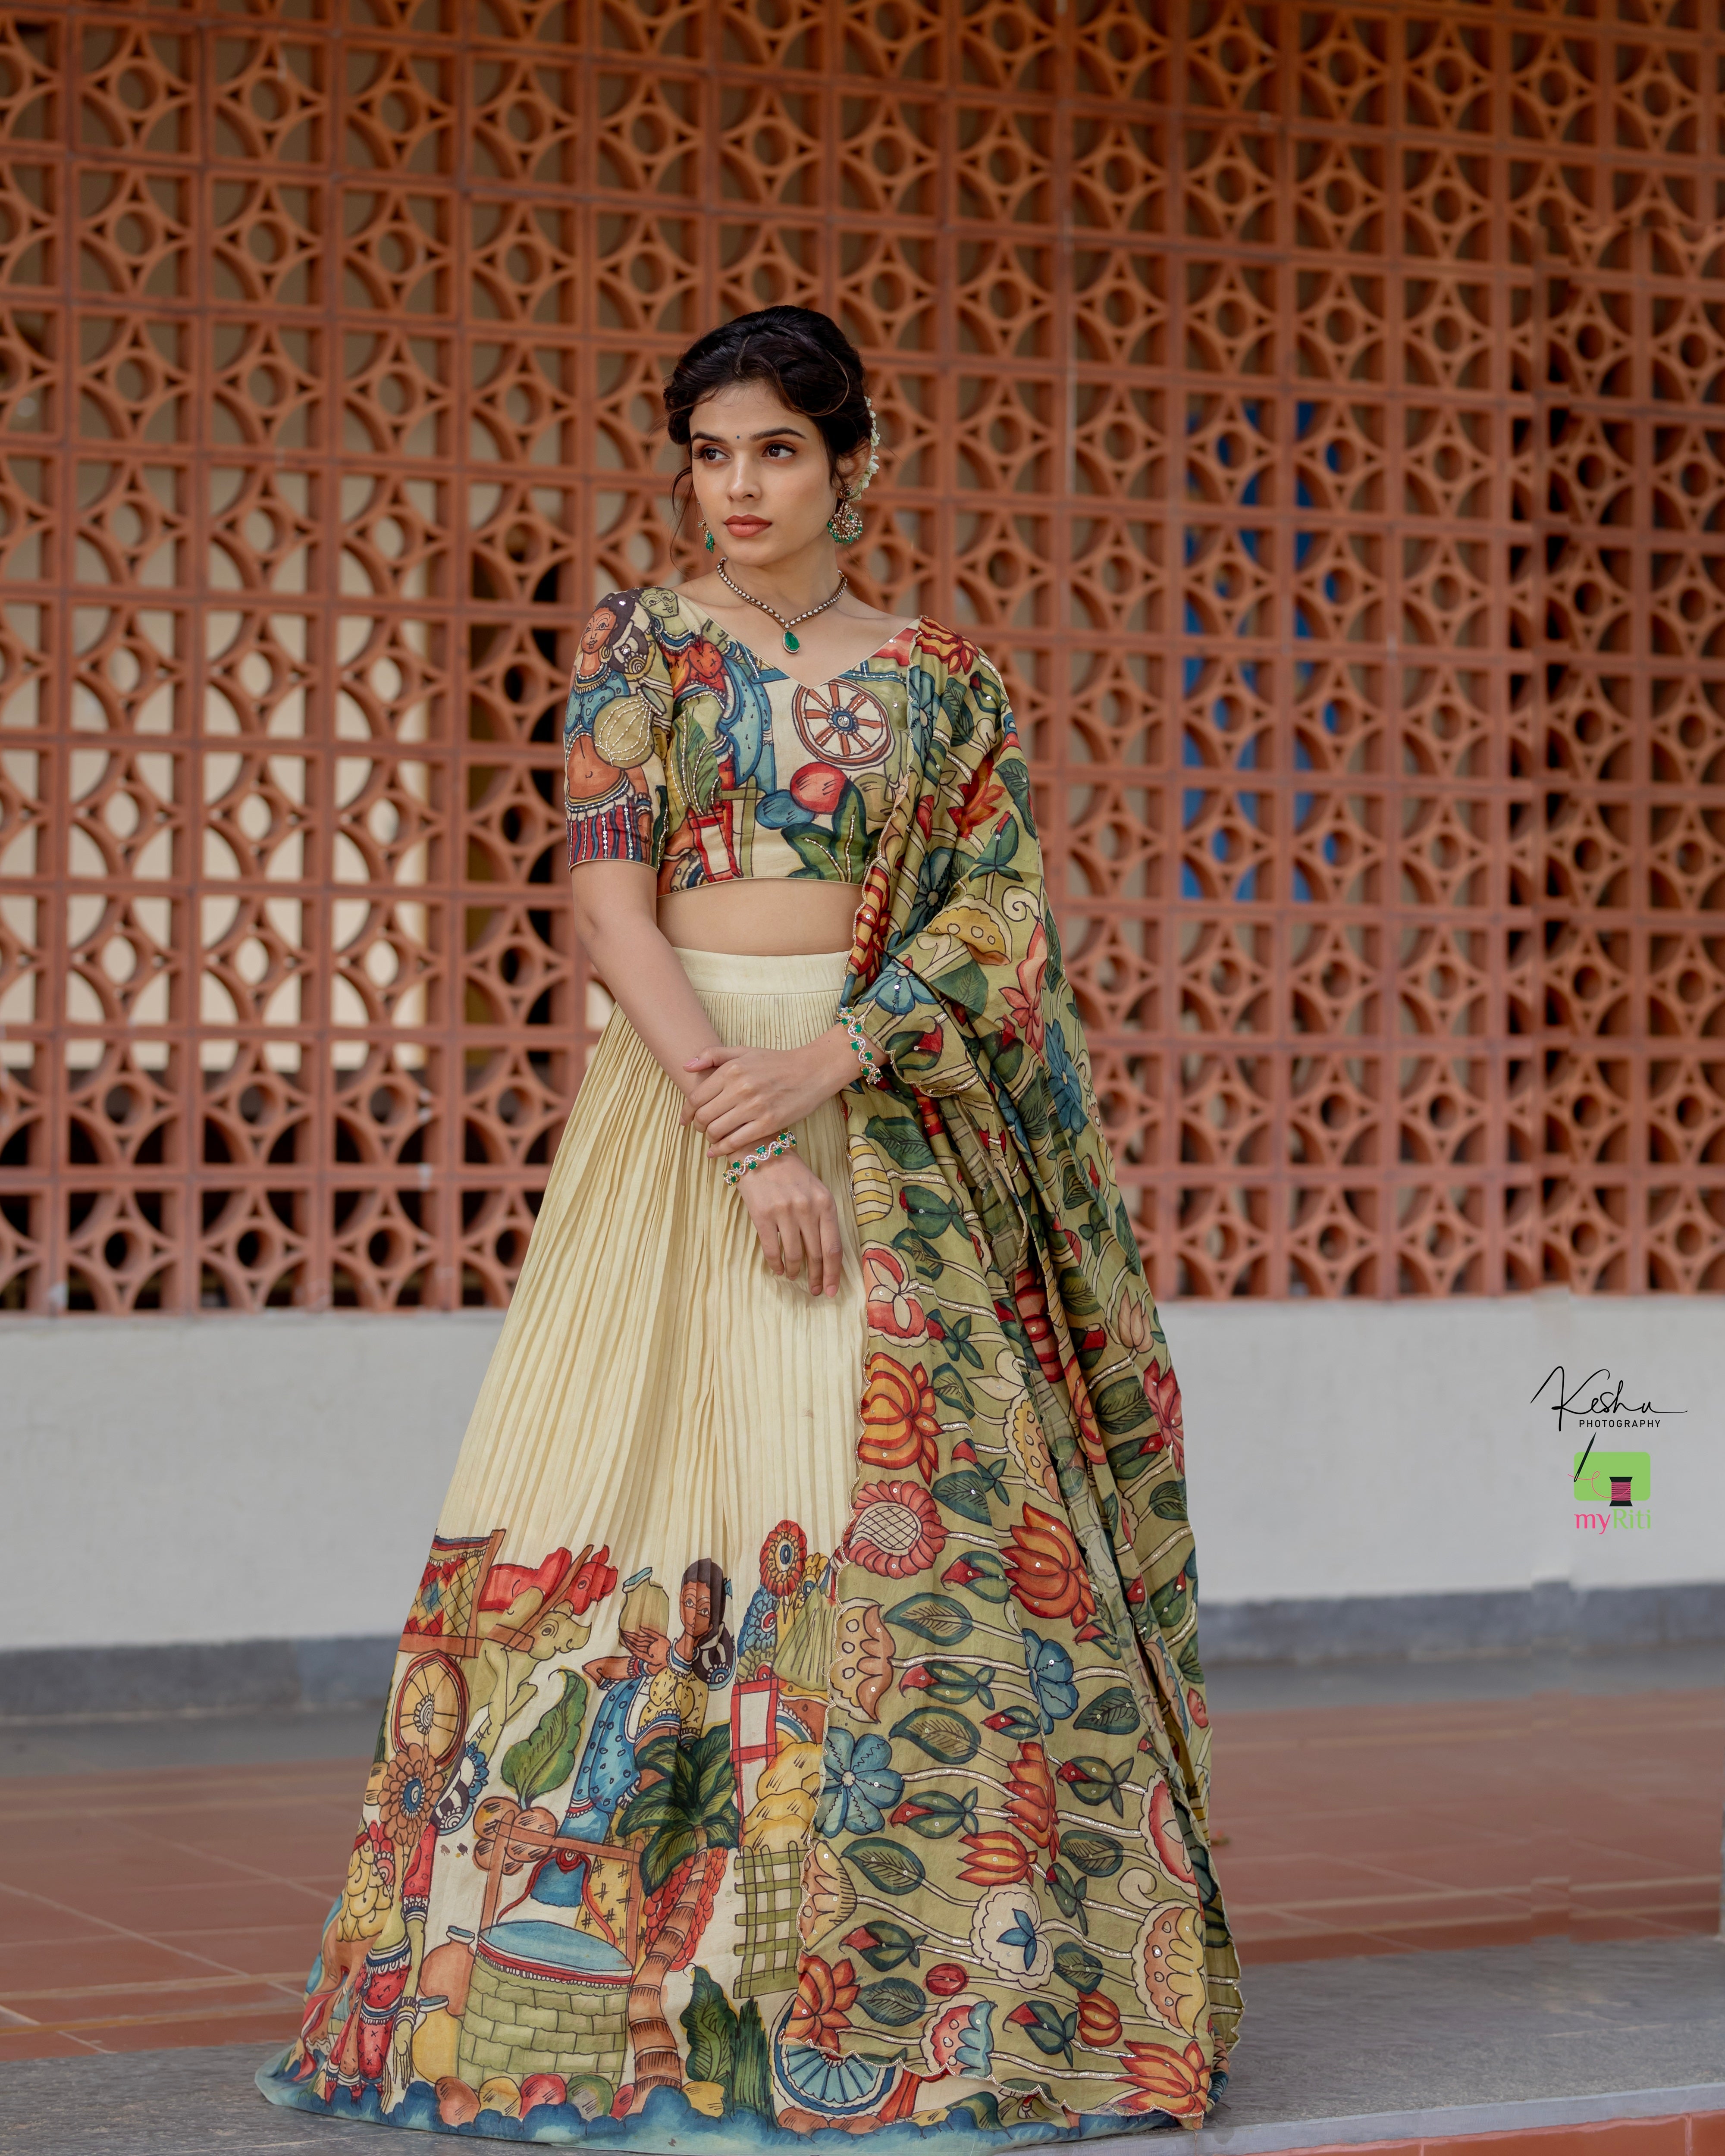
[839,1006,888,1088]
[724,1129,798,1188]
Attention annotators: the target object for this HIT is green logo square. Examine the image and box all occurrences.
[1572,1450,1650,1502]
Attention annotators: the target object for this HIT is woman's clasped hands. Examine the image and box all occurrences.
[680,1033,860,1298]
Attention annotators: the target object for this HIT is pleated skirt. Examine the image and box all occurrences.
[440,943,864,1588]
[259,947,892,2140]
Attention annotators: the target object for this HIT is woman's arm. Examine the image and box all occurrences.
[569,859,725,1091]
[568,860,856,1296]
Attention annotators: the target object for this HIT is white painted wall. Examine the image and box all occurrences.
[1173,1291,1720,1606]
[1,1311,500,1652]
[0,1293,1718,1653]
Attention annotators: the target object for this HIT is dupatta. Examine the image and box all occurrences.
[799,621,1242,2129]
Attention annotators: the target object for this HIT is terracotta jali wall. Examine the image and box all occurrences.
[0,0,1722,1312]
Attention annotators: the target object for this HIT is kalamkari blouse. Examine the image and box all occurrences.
[563,585,919,893]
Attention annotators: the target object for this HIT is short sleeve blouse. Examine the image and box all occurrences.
[563,586,917,893]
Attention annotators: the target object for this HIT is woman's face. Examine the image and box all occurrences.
[679,1576,714,1638]
[687,379,862,564]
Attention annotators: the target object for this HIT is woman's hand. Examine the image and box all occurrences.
[681,1028,859,1159]
[737,1154,844,1297]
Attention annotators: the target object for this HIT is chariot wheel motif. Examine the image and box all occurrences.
[790,681,893,768]
[392,1651,469,1768]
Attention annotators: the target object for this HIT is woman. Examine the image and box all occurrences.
[260,306,1241,2144]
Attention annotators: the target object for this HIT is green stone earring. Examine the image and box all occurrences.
[701,521,716,552]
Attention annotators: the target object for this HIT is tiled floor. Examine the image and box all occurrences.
[1267,2120,1725,2153]
[0,1658,1717,2063]
[0,1757,357,2061]
[1211,1683,1725,1964]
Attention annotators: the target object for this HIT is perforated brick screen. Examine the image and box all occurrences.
[1,0,1722,1312]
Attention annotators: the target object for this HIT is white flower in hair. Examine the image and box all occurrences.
[848,393,881,499]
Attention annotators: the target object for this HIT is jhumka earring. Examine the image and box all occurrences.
[826,394,882,546]
[826,489,863,545]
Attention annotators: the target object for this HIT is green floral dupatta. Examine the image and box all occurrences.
[806,621,1242,2130]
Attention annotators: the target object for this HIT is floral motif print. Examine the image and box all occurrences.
[1019,1628,1079,1731]
[857,1350,940,1479]
[841,1480,946,1577]
[809,624,1240,2121]
[1002,1503,1098,1627]
[815,1730,903,1836]
[786,1955,859,2053]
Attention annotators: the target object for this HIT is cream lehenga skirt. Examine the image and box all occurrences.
[259,947,922,2141]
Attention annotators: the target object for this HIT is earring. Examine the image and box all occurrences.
[827,491,863,545]
[700,519,716,552]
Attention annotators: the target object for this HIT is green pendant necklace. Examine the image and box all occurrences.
[714,559,847,654]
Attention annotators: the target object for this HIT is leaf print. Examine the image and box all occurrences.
[996,751,1035,832]
[1094,1375,1153,1438]
[1043,1861,1090,1934]
[888,1706,980,1766]
[835,782,869,863]
[1005,1999,1077,2063]
[935,1312,983,1369]
[672,702,723,814]
[815,627,1238,2119]
[930,1363,975,1414]
[1054,1755,1134,1815]
[932,953,990,1014]
[970,818,1020,880]
[891,1225,946,1280]
[1055,1257,1101,1321]
[1044,1017,1086,1133]
[900,1185,963,1241]
[889,1787,979,1839]
[500,1669,587,1809]
[883,1592,973,1646]
[846,1838,927,1897]
[785,825,843,878]
[939,1548,1011,1604]
[841,1919,925,1972]
[903,1658,994,1708]
[680,1965,737,2087]
[857,1978,928,2028]
[1073,1684,1142,1736]
[865,1114,937,1172]
[1053,1942,1105,1994]
[1145,1479,1192,1521]
[931,1464,1004,1526]
[980,1704,1043,1743]
[1060,1828,1127,1878]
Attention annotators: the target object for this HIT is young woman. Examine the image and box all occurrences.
[260,306,1241,2145]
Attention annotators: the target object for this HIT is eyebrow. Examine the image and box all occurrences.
[689,424,809,443]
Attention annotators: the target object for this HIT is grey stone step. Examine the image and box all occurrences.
[1,1936,1722,2154]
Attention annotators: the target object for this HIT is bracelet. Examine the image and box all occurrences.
[724,1129,797,1187]
[840,1007,888,1088]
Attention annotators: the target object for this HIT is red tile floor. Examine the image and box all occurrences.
[0,1681,1718,2066]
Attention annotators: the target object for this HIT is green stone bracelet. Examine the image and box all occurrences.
[723,1128,798,1188]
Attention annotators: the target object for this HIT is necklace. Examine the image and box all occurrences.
[714,558,847,654]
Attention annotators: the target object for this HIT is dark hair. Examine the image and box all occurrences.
[664,307,873,523]
[681,1557,734,1687]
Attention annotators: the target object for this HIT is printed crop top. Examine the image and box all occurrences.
[563,586,918,891]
